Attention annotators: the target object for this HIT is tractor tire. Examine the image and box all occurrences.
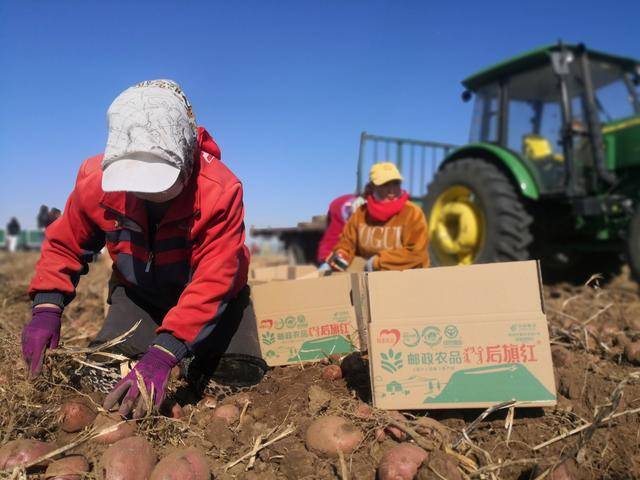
[424,158,533,266]
[626,207,640,283]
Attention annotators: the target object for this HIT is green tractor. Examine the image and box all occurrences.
[256,43,640,277]
[355,43,640,278]
[424,43,640,277]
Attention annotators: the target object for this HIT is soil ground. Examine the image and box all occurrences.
[2,251,640,479]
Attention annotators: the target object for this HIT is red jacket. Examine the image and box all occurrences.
[29,128,250,349]
[316,194,357,263]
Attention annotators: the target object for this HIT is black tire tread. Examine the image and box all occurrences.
[424,158,533,265]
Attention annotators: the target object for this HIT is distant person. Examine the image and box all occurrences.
[47,208,62,227]
[324,162,429,272]
[316,194,363,264]
[250,242,261,256]
[6,217,21,253]
[37,205,49,230]
[21,79,265,418]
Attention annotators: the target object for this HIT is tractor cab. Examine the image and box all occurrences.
[423,44,640,273]
[464,44,640,197]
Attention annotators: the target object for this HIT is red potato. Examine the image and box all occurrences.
[353,402,372,419]
[160,400,185,419]
[378,444,429,480]
[375,428,387,442]
[0,439,55,470]
[321,365,343,381]
[59,398,97,433]
[625,342,640,365]
[45,455,89,480]
[212,404,240,425]
[150,448,210,480]
[385,411,407,441]
[171,404,184,419]
[305,416,363,457]
[91,413,136,444]
[197,396,217,409]
[101,436,156,480]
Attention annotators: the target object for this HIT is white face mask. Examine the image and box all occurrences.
[133,178,184,203]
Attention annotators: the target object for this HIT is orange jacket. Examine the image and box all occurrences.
[332,201,429,270]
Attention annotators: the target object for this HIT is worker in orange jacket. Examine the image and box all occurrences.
[324,162,429,272]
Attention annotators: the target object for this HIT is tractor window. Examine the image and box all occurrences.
[506,65,566,192]
[507,99,565,192]
[595,78,636,122]
[589,61,639,122]
[469,84,499,143]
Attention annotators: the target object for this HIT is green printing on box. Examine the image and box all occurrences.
[287,335,356,362]
[378,363,555,404]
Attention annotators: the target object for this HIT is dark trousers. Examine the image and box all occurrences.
[92,283,263,362]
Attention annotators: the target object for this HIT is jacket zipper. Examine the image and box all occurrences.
[145,252,154,273]
[146,222,159,273]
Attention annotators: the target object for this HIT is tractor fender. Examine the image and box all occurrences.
[440,143,540,200]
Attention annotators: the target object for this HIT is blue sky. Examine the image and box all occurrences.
[1,0,638,231]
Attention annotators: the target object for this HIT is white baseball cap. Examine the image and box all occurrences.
[101,80,197,193]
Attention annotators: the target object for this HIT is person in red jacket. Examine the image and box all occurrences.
[22,79,266,418]
[316,194,360,264]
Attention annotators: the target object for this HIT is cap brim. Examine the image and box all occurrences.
[371,174,403,186]
[102,158,180,193]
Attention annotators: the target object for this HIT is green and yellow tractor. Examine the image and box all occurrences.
[356,43,640,278]
[254,43,640,278]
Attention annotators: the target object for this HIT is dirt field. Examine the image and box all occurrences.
[2,252,640,479]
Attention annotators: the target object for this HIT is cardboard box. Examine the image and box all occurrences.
[364,261,556,410]
[250,264,319,282]
[251,274,361,366]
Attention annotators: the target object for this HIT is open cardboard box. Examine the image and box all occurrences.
[251,260,556,409]
[251,274,362,366]
[363,260,556,409]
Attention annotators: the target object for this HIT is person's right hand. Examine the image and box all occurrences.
[21,306,62,379]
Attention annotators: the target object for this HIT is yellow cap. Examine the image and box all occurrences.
[369,162,403,186]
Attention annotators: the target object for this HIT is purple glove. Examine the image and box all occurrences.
[103,346,177,419]
[21,307,62,379]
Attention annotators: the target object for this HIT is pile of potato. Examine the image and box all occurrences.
[308,356,460,480]
[0,396,212,480]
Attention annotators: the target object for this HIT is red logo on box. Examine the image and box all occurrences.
[378,329,400,346]
[260,319,273,329]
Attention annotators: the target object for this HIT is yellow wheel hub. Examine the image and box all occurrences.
[429,186,485,265]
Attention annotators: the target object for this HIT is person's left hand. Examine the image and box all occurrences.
[103,346,177,418]
[22,306,62,379]
[327,252,349,272]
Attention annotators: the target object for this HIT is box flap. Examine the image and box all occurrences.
[366,260,544,322]
[252,274,354,316]
[250,265,319,282]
